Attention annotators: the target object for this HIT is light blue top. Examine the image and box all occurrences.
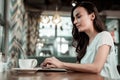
[81,31,120,79]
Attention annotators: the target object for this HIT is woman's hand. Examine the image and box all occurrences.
[40,57,64,68]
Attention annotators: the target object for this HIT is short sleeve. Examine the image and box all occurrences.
[97,31,114,49]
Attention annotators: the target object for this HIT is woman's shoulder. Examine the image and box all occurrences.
[96,31,114,49]
[96,31,113,42]
[99,31,111,35]
[98,31,112,38]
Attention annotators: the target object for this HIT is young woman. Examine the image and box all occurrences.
[41,1,120,79]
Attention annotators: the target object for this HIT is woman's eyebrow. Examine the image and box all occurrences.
[76,13,80,17]
[73,12,80,18]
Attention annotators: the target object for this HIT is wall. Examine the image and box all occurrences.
[5,0,40,58]
[6,0,28,58]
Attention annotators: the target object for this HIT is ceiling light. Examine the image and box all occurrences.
[52,6,61,24]
[52,14,61,24]
[40,15,50,24]
[72,0,77,7]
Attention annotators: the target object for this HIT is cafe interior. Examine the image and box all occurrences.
[0,0,120,80]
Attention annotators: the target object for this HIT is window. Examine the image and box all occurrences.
[0,0,4,23]
[0,25,4,52]
[0,0,4,52]
[36,16,76,57]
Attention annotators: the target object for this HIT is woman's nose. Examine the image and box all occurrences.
[73,18,77,25]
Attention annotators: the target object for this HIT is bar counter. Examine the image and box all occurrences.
[0,70,117,80]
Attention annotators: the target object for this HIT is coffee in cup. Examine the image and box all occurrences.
[19,59,37,69]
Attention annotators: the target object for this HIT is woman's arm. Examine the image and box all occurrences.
[62,44,110,73]
[41,44,110,74]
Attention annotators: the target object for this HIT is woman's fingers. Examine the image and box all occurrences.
[46,64,56,68]
[40,57,54,67]
[40,57,63,68]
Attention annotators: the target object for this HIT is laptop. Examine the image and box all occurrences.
[36,67,67,72]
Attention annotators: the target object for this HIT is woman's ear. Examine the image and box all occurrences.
[90,13,95,20]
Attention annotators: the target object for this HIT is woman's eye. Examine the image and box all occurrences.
[77,16,81,18]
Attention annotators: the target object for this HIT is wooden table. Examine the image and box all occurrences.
[0,70,115,80]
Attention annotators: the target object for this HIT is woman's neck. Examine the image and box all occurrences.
[86,30,98,45]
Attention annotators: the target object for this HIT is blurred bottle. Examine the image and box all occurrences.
[6,52,18,70]
[0,52,4,72]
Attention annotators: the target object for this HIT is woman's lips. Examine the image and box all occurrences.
[76,25,80,28]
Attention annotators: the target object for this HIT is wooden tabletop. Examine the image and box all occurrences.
[0,70,114,80]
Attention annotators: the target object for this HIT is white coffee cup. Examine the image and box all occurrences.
[19,59,37,69]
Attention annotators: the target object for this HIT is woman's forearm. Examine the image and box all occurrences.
[62,62,101,74]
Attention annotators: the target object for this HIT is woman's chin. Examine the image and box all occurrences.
[78,28,85,32]
[78,29,82,32]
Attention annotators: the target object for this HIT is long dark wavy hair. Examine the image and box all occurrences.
[71,1,105,63]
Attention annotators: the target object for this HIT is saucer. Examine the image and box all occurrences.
[12,68,39,73]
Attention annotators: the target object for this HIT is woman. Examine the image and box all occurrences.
[41,1,120,79]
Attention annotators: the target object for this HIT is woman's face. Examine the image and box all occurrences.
[73,7,94,32]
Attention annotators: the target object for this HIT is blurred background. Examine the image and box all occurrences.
[0,0,120,64]
[24,0,120,12]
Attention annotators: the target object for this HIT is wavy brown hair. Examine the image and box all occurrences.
[71,1,105,63]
